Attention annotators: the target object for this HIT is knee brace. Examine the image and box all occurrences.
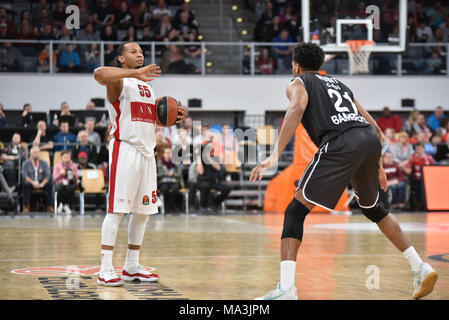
[281,198,310,241]
[361,204,389,223]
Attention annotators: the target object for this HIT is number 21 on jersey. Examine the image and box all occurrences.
[328,89,358,114]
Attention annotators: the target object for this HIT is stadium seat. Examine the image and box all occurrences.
[22,57,37,72]
[39,151,50,167]
[79,169,106,214]
[53,151,62,166]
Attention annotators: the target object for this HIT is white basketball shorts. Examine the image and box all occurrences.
[107,139,158,215]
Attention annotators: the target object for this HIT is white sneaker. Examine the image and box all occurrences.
[97,269,124,287]
[63,204,72,215]
[412,262,438,299]
[57,203,63,214]
[122,264,159,282]
[255,282,297,300]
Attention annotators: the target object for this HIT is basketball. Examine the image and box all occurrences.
[155,96,180,127]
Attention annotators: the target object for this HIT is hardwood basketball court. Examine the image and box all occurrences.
[1,211,448,300]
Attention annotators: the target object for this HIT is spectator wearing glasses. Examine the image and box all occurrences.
[72,130,98,165]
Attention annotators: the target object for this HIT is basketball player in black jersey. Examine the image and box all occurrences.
[250,43,438,300]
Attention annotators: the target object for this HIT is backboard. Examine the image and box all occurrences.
[301,0,407,53]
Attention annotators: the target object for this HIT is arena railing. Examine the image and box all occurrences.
[0,40,448,76]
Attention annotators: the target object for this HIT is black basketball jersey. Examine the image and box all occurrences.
[296,73,370,147]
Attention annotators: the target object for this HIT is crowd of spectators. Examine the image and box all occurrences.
[246,0,449,74]
[0,101,240,214]
[0,99,447,214]
[0,0,201,73]
[377,105,449,211]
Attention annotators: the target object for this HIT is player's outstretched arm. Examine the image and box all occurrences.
[94,64,161,85]
[249,79,308,182]
[94,64,162,104]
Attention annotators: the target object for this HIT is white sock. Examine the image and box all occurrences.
[280,260,296,291]
[100,249,113,272]
[402,246,423,273]
[124,249,140,268]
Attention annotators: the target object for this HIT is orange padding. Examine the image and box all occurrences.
[422,166,449,211]
[263,123,348,213]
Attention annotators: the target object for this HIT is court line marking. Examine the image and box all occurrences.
[0,254,404,262]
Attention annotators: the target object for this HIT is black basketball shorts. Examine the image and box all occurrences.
[296,125,382,211]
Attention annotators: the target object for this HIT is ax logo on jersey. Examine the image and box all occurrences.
[130,101,156,124]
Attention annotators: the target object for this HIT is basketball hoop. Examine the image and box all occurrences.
[345,40,375,74]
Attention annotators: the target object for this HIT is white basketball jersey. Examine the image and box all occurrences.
[107,77,157,158]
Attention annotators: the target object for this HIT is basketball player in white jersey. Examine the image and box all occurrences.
[94,41,186,286]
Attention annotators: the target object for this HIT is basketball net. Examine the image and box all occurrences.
[346,40,375,74]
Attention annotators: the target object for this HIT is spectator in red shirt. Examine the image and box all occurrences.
[376,106,403,133]
[0,7,14,36]
[404,142,435,211]
[257,48,275,74]
[380,152,407,210]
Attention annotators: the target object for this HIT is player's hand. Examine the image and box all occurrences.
[134,64,161,82]
[249,156,277,182]
[379,167,387,192]
[176,101,187,124]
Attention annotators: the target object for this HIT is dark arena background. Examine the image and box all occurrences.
[0,0,448,309]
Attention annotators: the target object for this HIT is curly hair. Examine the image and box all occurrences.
[292,42,325,71]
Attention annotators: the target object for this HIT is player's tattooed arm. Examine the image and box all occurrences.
[250,79,308,182]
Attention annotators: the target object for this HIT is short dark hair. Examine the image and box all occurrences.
[414,142,424,149]
[292,42,325,71]
[116,41,136,66]
[61,150,71,156]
